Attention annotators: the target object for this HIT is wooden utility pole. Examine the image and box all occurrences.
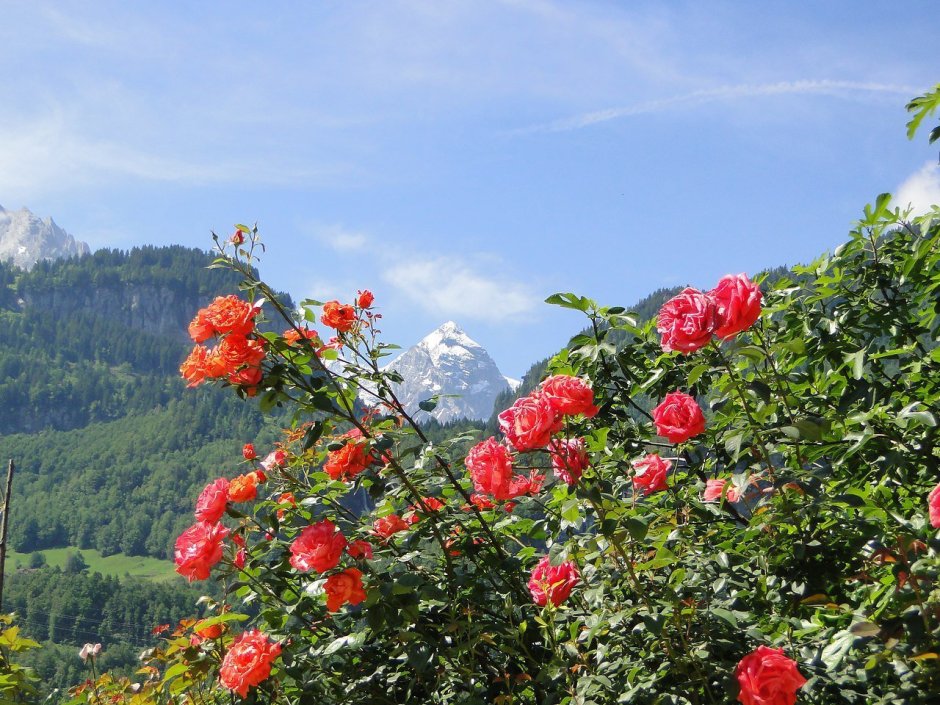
[0,459,14,611]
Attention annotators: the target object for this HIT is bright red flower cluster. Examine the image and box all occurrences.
[657,273,762,353]
[180,295,264,393]
[466,374,597,502]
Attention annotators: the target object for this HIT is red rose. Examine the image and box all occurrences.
[174,522,229,582]
[657,287,718,353]
[497,394,563,452]
[735,645,806,705]
[632,453,671,495]
[242,443,256,460]
[540,375,599,418]
[652,391,706,443]
[347,539,374,560]
[372,514,409,540]
[227,473,258,503]
[928,482,940,528]
[466,438,516,499]
[324,568,367,612]
[289,520,347,573]
[356,290,375,308]
[218,629,281,698]
[194,478,230,523]
[527,556,580,607]
[709,273,762,340]
[321,301,356,332]
[549,437,589,485]
[323,441,373,481]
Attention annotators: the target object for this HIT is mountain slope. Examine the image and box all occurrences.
[0,205,89,270]
[384,321,511,423]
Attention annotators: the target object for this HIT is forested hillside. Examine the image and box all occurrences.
[0,246,286,559]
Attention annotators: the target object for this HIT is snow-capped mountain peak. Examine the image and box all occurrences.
[0,205,90,270]
[383,321,511,423]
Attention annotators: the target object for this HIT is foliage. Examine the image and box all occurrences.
[17,90,940,704]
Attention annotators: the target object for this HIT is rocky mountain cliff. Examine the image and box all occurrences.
[0,205,89,270]
[384,321,518,423]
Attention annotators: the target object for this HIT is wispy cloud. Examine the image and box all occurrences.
[309,224,370,252]
[383,256,538,322]
[894,162,940,216]
[516,80,921,134]
[0,112,352,199]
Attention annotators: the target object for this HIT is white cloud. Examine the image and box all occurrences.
[516,80,921,133]
[310,224,370,252]
[894,162,940,216]
[383,256,538,322]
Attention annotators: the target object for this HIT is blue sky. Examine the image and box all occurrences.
[1,1,938,377]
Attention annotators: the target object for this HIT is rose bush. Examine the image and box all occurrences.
[59,88,940,705]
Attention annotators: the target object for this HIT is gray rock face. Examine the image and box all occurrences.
[384,321,512,423]
[0,204,90,270]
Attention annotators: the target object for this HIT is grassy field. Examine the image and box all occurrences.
[4,547,180,582]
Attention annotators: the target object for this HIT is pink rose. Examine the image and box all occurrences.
[466,438,516,500]
[261,450,287,471]
[632,454,671,495]
[289,520,347,573]
[174,522,229,582]
[652,391,706,444]
[928,482,940,528]
[194,478,230,523]
[528,555,580,607]
[735,645,806,705]
[657,288,718,353]
[703,478,741,503]
[540,375,599,418]
[498,394,563,452]
[709,273,762,340]
[549,437,588,485]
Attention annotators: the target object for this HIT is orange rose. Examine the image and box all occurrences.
[323,568,367,612]
[323,441,373,481]
[218,629,281,698]
[204,295,257,338]
[356,290,375,308]
[228,473,258,503]
[321,301,356,332]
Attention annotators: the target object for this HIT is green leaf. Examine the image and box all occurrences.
[545,292,594,312]
[626,517,648,541]
[418,397,438,412]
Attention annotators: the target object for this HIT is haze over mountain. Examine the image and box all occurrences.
[384,321,519,423]
[0,205,89,270]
